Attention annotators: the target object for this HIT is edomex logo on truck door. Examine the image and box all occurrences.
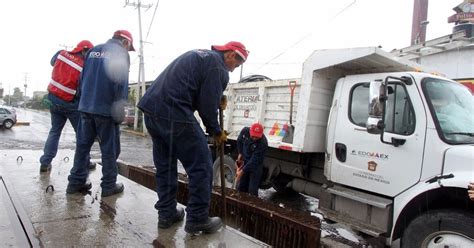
[350,150,390,160]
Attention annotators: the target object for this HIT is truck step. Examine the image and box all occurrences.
[320,207,386,237]
[327,185,392,209]
[319,185,393,237]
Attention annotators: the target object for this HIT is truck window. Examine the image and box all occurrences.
[384,84,416,135]
[349,83,415,135]
[423,78,474,144]
[349,84,370,126]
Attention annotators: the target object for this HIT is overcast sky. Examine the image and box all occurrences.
[0,0,457,96]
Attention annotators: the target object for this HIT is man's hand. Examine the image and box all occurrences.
[469,183,474,201]
[235,160,243,168]
[214,131,228,145]
[220,95,227,110]
[111,101,126,124]
[235,166,243,185]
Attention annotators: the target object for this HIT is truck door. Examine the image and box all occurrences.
[330,75,426,196]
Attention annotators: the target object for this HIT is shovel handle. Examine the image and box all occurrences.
[289,81,297,94]
[218,106,227,223]
[288,81,297,124]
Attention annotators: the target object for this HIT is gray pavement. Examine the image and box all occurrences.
[0,149,269,247]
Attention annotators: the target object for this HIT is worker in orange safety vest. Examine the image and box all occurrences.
[40,40,96,173]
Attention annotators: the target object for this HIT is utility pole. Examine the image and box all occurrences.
[125,0,152,133]
[8,83,11,106]
[411,0,429,45]
[23,73,29,98]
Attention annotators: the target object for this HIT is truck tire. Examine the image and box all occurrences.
[212,155,237,189]
[271,174,295,194]
[3,119,14,129]
[401,209,474,248]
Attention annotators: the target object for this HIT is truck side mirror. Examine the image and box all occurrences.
[366,81,386,134]
[367,76,407,147]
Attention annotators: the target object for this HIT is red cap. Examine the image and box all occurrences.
[249,123,264,138]
[114,30,135,51]
[70,40,93,53]
[212,41,249,61]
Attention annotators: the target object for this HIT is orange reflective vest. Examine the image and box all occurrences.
[48,50,84,102]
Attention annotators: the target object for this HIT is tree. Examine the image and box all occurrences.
[13,87,23,100]
[4,87,24,106]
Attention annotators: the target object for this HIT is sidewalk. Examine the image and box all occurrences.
[0,149,269,247]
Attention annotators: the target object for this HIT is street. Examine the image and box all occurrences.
[1,107,372,247]
[0,108,155,166]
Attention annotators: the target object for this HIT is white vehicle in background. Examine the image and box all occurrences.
[210,47,474,247]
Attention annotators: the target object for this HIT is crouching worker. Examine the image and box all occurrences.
[235,123,268,197]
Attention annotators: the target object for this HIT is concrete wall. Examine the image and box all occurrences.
[416,47,474,79]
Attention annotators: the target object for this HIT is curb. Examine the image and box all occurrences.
[15,121,31,126]
[121,128,147,137]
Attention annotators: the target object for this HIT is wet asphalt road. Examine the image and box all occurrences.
[0,108,155,166]
[1,108,376,247]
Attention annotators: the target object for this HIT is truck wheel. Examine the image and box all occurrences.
[3,119,14,129]
[401,209,474,248]
[212,155,237,189]
[258,167,272,190]
[271,174,295,194]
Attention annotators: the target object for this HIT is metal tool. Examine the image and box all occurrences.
[218,95,227,223]
[282,80,297,143]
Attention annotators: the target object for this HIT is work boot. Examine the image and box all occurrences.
[158,206,185,229]
[101,183,124,197]
[40,164,51,172]
[88,162,97,170]
[66,182,92,194]
[184,217,223,234]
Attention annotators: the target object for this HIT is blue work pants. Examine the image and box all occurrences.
[144,115,213,223]
[237,166,263,196]
[40,103,80,165]
[68,113,120,190]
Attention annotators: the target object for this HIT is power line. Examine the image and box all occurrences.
[145,0,160,42]
[59,43,73,51]
[330,0,357,21]
[252,1,357,74]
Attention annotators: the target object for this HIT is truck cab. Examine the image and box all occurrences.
[324,71,474,246]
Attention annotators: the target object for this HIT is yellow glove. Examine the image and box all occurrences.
[220,95,228,110]
[469,183,474,201]
[214,131,228,145]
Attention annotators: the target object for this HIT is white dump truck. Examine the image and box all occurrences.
[211,47,474,247]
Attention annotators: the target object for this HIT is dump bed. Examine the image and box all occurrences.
[222,47,422,153]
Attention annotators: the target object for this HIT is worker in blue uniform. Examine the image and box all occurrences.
[235,123,268,196]
[138,41,249,234]
[66,30,135,197]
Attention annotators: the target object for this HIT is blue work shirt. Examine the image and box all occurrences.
[138,49,229,136]
[78,39,130,121]
[237,127,268,173]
